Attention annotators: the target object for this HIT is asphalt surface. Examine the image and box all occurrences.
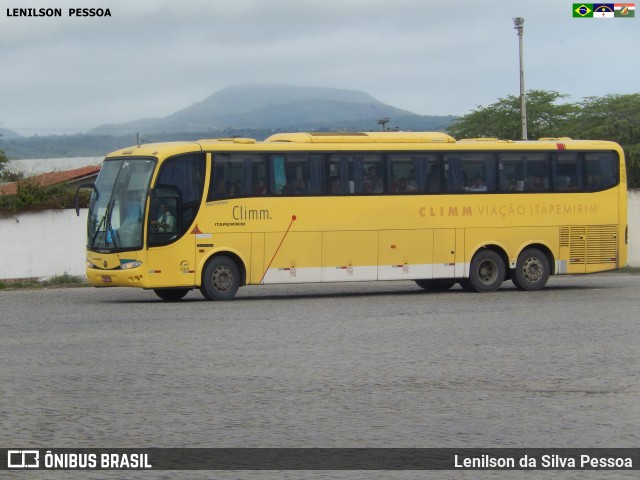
[2,273,639,479]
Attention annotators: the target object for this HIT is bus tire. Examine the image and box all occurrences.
[458,279,475,292]
[415,279,456,291]
[466,250,505,292]
[200,255,240,301]
[154,288,190,301]
[512,248,550,291]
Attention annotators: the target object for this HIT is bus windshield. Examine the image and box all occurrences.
[87,158,155,251]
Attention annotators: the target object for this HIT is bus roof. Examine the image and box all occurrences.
[105,133,622,159]
[264,131,457,143]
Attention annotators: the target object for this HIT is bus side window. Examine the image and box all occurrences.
[208,153,266,200]
[499,155,523,192]
[270,153,325,195]
[585,152,618,191]
[446,153,496,192]
[362,164,383,193]
[552,153,581,191]
[387,154,438,193]
[329,155,352,195]
[330,154,381,195]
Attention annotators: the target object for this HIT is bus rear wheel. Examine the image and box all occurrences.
[464,250,505,292]
[512,248,550,291]
[153,288,190,301]
[415,279,456,291]
[200,256,240,301]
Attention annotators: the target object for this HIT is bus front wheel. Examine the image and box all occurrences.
[512,248,550,291]
[200,256,240,301]
[463,250,505,292]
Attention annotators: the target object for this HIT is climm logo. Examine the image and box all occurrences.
[419,206,472,217]
[232,206,271,220]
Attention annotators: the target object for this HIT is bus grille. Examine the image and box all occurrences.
[560,225,618,264]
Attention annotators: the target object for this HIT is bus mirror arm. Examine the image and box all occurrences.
[75,183,99,216]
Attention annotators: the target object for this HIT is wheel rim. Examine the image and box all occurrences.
[477,259,498,285]
[212,265,233,292]
[522,257,543,282]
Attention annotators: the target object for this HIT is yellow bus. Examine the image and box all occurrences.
[80,131,627,300]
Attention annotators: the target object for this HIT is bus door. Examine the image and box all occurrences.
[145,153,206,288]
[146,193,198,287]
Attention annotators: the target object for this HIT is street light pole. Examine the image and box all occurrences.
[513,17,527,140]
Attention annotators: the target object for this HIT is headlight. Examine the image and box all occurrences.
[120,260,142,270]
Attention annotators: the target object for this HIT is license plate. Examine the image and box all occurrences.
[101,276,112,283]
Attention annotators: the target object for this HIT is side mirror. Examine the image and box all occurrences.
[75,183,99,216]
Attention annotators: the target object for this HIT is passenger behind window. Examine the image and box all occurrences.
[465,176,487,192]
[586,174,601,191]
[426,166,440,193]
[567,177,579,190]
[280,178,296,194]
[294,179,310,194]
[527,176,546,192]
[389,175,399,193]
[329,176,342,194]
[505,175,517,191]
[228,182,240,197]
[362,165,383,193]
[254,178,267,195]
[407,169,419,192]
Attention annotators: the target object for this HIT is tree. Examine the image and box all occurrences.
[0,148,9,178]
[446,90,577,141]
[447,90,640,188]
[564,94,640,188]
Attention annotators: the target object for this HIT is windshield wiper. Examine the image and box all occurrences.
[105,198,119,249]
[89,198,119,249]
[89,212,107,249]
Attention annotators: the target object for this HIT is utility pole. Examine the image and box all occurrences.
[377,118,390,131]
[513,17,528,140]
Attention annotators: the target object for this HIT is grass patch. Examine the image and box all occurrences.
[620,266,640,274]
[46,273,87,285]
[0,274,88,290]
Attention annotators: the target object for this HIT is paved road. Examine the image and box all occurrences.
[2,274,639,479]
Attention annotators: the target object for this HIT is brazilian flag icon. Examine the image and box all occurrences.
[573,3,594,16]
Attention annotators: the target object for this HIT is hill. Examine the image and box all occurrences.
[90,84,454,135]
[0,128,23,140]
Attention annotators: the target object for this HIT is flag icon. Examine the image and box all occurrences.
[573,3,594,16]
[593,3,615,17]
[614,3,635,16]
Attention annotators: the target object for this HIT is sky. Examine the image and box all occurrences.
[0,0,638,136]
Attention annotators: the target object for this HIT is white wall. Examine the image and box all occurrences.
[628,190,640,267]
[1,196,639,281]
[0,209,88,280]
